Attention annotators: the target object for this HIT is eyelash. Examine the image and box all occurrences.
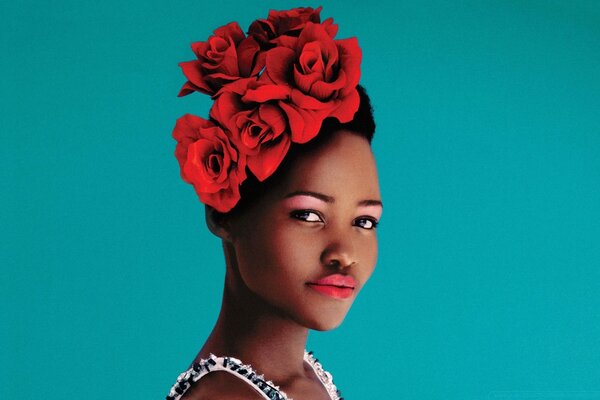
[290,210,379,230]
[290,210,323,223]
[355,216,379,230]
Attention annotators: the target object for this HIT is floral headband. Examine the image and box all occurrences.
[172,6,362,212]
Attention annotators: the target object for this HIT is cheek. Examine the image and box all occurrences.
[358,234,379,280]
[234,223,320,291]
[272,228,320,266]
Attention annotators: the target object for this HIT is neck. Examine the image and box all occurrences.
[194,241,310,383]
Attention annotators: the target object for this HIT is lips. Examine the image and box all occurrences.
[306,274,357,299]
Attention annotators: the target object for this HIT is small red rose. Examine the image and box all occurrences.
[172,114,247,212]
[261,22,361,139]
[178,22,265,97]
[248,6,337,49]
[210,82,292,181]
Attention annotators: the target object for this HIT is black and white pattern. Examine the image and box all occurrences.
[166,350,341,400]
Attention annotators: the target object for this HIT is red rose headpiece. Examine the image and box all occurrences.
[172,6,362,212]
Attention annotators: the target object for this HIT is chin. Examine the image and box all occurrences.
[301,310,350,331]
[310,320,345,332]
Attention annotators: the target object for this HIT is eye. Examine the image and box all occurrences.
[291,210,324,223]
[354,217,379,230]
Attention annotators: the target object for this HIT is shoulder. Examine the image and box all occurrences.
[180,370,265,400]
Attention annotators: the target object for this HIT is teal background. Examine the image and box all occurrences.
[2,1,599,399]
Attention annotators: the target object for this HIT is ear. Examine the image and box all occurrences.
[204,206,232,241]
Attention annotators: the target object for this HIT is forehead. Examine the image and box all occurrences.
[279,130,380,198]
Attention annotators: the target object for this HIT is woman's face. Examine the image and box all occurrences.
[227,129,382,330]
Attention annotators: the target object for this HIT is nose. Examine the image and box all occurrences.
[320,228,356,269]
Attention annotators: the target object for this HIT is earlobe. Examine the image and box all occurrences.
[205,206,232,241]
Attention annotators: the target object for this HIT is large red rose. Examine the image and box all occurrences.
[172,114,247,212]
[210,82,292,181]
[178,22,265,97]
[261,22,361,137]
[248,6,337,49]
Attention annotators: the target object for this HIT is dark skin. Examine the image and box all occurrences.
[182,130,383,400]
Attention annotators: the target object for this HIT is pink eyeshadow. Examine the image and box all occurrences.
[357,205,383,220]
[282,195,327,210]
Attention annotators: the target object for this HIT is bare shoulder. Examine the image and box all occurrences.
[180,371,265,400]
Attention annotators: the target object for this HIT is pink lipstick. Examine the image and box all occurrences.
[307,274,357,299]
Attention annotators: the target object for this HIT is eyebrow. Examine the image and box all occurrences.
[283,190,383,208]
[358,199,384,208]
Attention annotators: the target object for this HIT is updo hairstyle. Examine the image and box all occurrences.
[217,84,376,220]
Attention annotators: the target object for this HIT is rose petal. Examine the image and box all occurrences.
[258,103,287,138]
[191,41,209,59]
[322,18,338,38]
[242,84,290,103]
[310,69,346,100]
[278,101,304,139]
[279,101,325,143]
[247,135,291,181]
[214,77,255,97]
[205,71,241,83]
[270,35,298,49]
[296,23,338,59]
[265,47,295,85]
[336,37,362,95]
[184,140,227,193]
[236,36,260,77]
[248,19,275,45]
[178,81,201,97]
[179,61,212,95]
[293,67,323,95]
[210,92,243,131]
[207,37,239,76]
[328,88,360,123]
[251,51,267,77]
[173,114,207,145]
[290,89,332,110]
[233,109,267,153]
[213,21,245,45]
[298,42,325,74]
[197,179,241,212]
[205,37,229,63]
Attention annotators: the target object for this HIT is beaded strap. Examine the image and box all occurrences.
[304,351,342,400]
[166,350,342,400]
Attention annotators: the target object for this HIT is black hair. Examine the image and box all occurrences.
[218,84,375,218]
[321,84,375,144]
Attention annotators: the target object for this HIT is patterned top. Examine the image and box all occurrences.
[166,350,342,400]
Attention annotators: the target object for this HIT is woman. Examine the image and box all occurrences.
[167,7,382,400]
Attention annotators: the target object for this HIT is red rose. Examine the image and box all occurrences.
[172,114,247,212]
[261,22,361,138]
[210,82,292,181]
[178,22,265,97]
[248,6,337,49]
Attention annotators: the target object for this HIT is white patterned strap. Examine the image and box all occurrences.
[166,354,289,400]
[304,352,341,400]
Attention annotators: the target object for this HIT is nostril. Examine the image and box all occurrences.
[325,259,356,269]
[321,243,357,269]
